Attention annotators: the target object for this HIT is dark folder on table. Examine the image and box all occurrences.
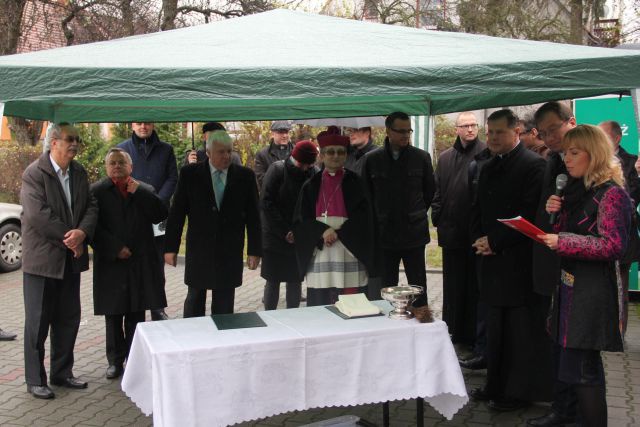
[211,312,267,330]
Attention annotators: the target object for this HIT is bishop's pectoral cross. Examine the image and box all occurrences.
[321,211,328,224]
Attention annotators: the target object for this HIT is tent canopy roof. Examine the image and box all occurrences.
[1,9,639,122]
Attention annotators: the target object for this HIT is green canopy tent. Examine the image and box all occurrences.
[0,9,639,124]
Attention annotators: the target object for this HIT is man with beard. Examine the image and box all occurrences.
[91,148,168,379]
[21,123,97,399]
[260,140,318,310]
[118,122,177,321]
[469,109,545,411]
[431,111,486,362]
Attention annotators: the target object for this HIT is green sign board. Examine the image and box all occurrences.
[575,95,640,292]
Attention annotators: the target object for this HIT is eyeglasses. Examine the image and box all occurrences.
[455,124,478,130]
[57,136,82,144]
[537,120,568,140]
[323,148,347,156]
[388,127,413,135]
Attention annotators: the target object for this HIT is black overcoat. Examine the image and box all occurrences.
[260,158,315,282]
[90,178,168,315]
[431,137,486,249]
[165,161,262,290]
[470,143,545,306]
[293,168,373,278]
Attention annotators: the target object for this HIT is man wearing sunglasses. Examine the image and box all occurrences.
[362,111,435,305]
[21,123,97,399]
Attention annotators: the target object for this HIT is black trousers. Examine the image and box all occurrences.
[442,247,478,346]
[381,245,428,306]
[485,304,553,402]
[183,286,235,317]
[151,235,167,314]
[263,281,301,310]
[23,266,81,386]
[105,311,145,366]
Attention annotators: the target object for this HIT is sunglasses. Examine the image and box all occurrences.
[57,136,82,144]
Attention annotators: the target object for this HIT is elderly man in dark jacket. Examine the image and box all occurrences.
[362,112,435,306]
[469,109,546,411]
[91,148,168,380]
[254,121,294,189]
[118,122,177,321]
[431,111,486,355]
[165,130,262,316]
[260,140,318,310]
[21,123,97,399]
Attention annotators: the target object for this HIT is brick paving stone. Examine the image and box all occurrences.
[2,259,640,426]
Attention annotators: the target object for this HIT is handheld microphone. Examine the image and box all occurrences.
[549,174,568,225]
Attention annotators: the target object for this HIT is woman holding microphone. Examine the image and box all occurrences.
[539,124,633,426]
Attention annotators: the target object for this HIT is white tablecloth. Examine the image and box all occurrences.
[122,301,468,427]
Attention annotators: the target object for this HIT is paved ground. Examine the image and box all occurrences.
[1,261,639,426]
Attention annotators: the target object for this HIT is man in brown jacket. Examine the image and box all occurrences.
[20,123,97,399]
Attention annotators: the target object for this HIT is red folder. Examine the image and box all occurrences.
[497,216,546,244]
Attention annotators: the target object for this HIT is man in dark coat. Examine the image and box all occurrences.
[20,123,97,399]
[362,111,435,306]
[254,121,294,189]
[261,140,318,310]
[165,130,262,316]
[431,111,486,356]
[184,122,242,166]
[469,109,546,411]
[91,148,168,380]
[118,122,177,321]
[344,126,377,176]
[528,101,578,427]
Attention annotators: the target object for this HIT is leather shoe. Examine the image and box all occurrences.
[488,398,528,412]
[151,309,169,321]
[460,355,487,370]
[0,328,17,341]
[527,411,576,426]
[27,384,55,399]
[106,365,124,379]
[469,387,491,401]
[51,376,88,389]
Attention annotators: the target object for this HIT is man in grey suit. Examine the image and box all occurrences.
[20,123,97,399]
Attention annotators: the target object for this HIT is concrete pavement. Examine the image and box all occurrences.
[1,261,639,426]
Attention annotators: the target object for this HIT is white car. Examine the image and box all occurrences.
[0,203,22,272]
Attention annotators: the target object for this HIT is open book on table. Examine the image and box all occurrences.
[497,216,546,244]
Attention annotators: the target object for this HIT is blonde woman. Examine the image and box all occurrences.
[539,124,632,427]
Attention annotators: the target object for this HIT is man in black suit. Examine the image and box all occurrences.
[164,130,262,316]
[469,109,546,411]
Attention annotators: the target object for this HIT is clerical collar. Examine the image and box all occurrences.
[497,141,520,159]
